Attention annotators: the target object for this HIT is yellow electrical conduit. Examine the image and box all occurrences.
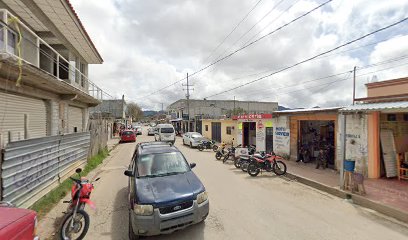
[7,16,23,87]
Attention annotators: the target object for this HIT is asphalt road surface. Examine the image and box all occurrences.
[85,130,408,240]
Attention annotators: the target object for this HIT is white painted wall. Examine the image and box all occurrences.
[345,114,368,175]
[273,116,290,156]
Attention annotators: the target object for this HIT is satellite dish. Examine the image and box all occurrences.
[371,75,378,83]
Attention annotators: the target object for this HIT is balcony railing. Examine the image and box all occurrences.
[0,9,109,101]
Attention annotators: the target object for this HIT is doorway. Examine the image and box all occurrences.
[243,122,256,147]
[211,122,221,143]
[266,127,273,153]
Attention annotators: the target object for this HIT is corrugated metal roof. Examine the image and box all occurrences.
[274,107,342,114]
[341,101,408,112]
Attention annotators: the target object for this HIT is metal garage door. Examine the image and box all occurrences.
[211,122,221,143]
[68,106,83,133]
[0,92,46,145]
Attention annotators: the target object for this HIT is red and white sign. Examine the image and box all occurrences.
[232,113,272,120]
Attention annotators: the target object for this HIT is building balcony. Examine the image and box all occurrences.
[0,9,105,105]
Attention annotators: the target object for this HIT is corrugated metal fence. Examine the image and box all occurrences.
[1,132,90,206]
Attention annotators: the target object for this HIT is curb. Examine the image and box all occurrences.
[285,172,408,224]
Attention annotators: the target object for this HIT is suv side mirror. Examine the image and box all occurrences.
[190,163,196,169]
[124,170,134,177]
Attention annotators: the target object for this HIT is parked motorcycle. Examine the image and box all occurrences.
[59,168,99,240]
[247,152,287,177]
[222,145,241,163]
[197,139,218,152]
[234,145,257,171]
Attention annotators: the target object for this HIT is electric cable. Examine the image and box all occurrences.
[203,16,408,99]
[136,0,333,100]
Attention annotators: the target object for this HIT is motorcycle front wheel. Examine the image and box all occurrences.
[273,160,287,176]
[197,144,204,151]
[212,145,218,152]
[234,159,241,168]
[215,152,222,160]
[241,162,249,172]
[247,163,260,177]
[222,154,229,163]
[60,209,90,240]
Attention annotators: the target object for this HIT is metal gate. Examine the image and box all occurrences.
[211,122,221,143]
[68,106,83,133]
[1,132,90,207]
[0,92,46,146]
[266,127,273,153]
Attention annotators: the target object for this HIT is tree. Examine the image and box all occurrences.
[127,102,144,121]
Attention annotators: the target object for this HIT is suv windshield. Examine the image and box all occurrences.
[137,152,190,177]
[161,127,174,133]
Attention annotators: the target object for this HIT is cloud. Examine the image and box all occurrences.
[70,0,408,110]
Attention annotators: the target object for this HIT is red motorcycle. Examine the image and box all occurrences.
[247,152,287,177]
[59,168,99,240]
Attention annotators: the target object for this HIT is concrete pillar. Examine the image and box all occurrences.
[368,112,380,178]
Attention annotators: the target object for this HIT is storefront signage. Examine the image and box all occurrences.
[232,114,273,120]
[265,121,273,128]
[257,120,264,129]
[275,127,289,136]
[238,123,243,130]
[346,134,360,138]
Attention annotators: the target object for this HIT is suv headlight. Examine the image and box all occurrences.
[134,204,154,216]
[197,191,208,204]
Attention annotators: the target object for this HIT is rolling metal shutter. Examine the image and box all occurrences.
[68,106,83,133]
[0,92,46,146]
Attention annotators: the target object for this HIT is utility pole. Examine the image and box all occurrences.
[352,66,356,105]
[161,103,164,113]
[233,96,236,116]
[182,72,194,132]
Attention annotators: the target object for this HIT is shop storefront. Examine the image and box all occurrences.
[233,114,273,152]
[342,102,408,179]
[274,108,341,170]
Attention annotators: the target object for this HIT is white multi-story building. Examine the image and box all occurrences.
[0,0,104,147]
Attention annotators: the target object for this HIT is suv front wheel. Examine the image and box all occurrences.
[129,212,139,240]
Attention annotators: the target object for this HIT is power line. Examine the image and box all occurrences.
[204,16,408,99]
[136,0,333,100]
[214,0,297,62]
[231,54,408,98]
[202,0,263,64]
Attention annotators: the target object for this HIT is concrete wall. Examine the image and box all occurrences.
[273,116,290,156]
[202,119,237,145]
[345,114,369,175]
[367,78,408,97]
[169,99,278,118]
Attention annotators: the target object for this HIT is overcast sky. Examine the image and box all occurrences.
[71,0,408,110]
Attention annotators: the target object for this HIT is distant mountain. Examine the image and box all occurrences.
[278,105,291,111]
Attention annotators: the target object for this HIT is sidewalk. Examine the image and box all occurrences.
[282,159,408,223]
[107,137,120,151]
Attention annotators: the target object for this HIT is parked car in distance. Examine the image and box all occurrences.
[183,132,205,148]
[124,142,209,239]
[0,202,39,240]
[154,124,176,144]
[147,127,156,136]
[120,130,136,143]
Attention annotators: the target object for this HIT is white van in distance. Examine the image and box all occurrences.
[154,124,176,144]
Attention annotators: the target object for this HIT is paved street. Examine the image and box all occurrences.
[85,131,408,240]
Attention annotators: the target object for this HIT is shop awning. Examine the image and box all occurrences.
[341,101,408,112]
[170,118,183,122]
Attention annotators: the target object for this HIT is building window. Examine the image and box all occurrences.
[226,126,232,135]
[205,125,208,131]
[404,114,408,121]
[387,114,397,121]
